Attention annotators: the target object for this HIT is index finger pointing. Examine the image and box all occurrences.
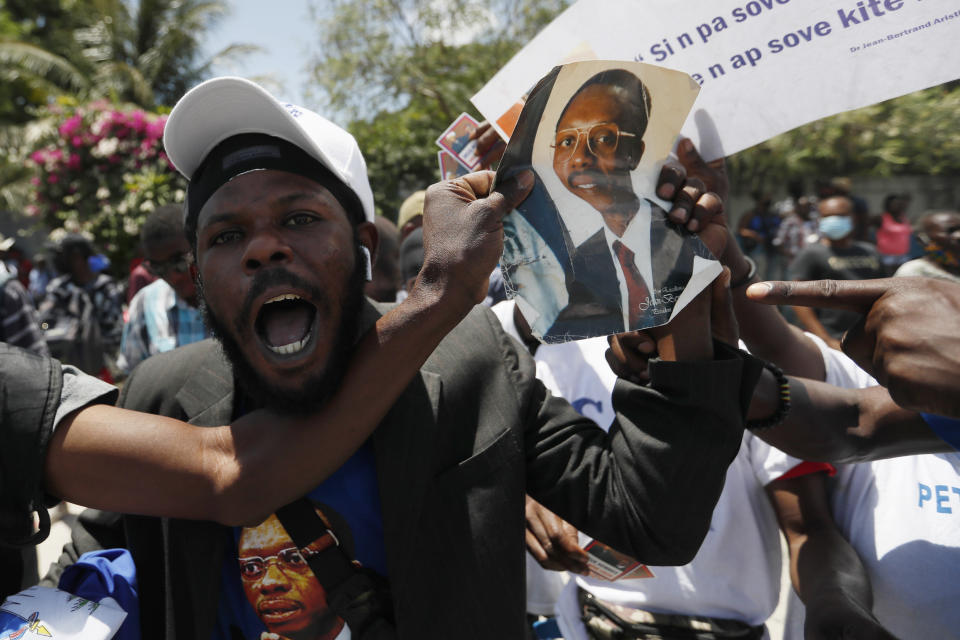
[744,279,898,313]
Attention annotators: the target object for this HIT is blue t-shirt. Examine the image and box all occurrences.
[211,440,386,639]
[922,412,960,451]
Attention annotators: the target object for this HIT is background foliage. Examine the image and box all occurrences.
[729,82,960,196]
[308,1,960,219]
[308,0,571,220]
[26,98,186,269]
[1,0,958,269]
[0,0,250,273]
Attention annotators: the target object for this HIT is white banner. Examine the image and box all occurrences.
[472,0,960,160]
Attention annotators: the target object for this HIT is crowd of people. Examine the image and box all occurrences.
[0,71,957,640]
[735,181,960,355]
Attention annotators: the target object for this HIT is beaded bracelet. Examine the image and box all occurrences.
[730,256,758,289]
[746,360,791,431]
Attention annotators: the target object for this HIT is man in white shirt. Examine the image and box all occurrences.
[780,334,960,639]
[677,137,956,639]
[493,298,847,640]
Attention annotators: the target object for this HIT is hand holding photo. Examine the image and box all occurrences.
[496,60,722,343]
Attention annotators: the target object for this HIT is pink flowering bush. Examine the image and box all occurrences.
[27,100,187,272]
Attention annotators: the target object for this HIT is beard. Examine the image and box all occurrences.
[197,243,367,415]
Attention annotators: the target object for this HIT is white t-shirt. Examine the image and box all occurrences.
[491,300,617,430]
[556,429,801,639]
[493,301,804,630]
[801,333,960,639]
[894,257,960,284]
[493,300,616,615]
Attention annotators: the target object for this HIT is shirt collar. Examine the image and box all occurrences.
[601,198,651,256]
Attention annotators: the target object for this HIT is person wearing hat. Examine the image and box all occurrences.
[0,239,48,356]
[46,77,765,639]
[0,286,491,552]
[37,233,123,375]
[396,190,425,241]
[0,232,16,267]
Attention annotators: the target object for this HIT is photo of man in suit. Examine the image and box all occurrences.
[545,68,714,340]
[496,61,719,343]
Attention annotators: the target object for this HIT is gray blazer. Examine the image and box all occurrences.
[51,301,759,639]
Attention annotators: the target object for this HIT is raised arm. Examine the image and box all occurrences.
[42,170,535,527]
[573,269,765,564]
[675,139,825,379]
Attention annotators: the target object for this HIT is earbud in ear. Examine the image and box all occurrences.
[360,245,373,282]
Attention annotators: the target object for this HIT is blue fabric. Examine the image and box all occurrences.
[58,548,140,640]
[305,440,387,575]
[212,440,385,639]
[533,617,563,639]
[921,413,960,451]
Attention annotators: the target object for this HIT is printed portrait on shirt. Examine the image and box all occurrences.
[236,504,355,640]
[497,60,721,343]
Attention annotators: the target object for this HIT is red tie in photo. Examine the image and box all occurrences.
[612,240,650,328]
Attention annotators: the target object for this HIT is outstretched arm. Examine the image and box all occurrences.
[46,290,488,526]
[43,171,535,527]
[747,277,960,418]
[748,372,952,463]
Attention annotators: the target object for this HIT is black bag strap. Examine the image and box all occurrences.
[579,588,764,640]
[275,497,396,639]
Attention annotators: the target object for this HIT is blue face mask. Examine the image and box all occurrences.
[819,215,853,240]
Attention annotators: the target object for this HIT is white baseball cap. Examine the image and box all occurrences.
[163,76,375,223]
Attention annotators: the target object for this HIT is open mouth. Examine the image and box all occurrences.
[258,597,306,624]
[254,293,318,357]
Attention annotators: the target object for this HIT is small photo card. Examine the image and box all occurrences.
[436,112,482,170]
[438,150,470,181]
[583,540,654,582]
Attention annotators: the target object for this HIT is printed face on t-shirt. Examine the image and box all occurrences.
[237,513,346,640]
